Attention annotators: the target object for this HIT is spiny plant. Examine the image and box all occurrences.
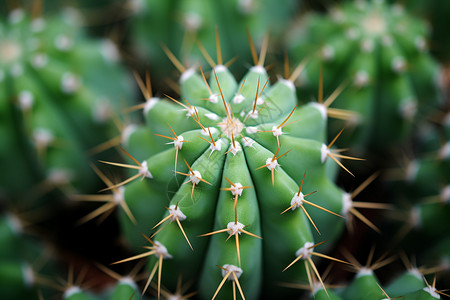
[129,0,299,81]
[57,264,144,300]
[287,0,442,154]
[0,209,60,300]
[306,250,449,300]
[0,4,134,204]
[89,33,377,300]
[383,109,450,275]
[384,0,450,63]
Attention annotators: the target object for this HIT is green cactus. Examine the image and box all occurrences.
[304,251,448,300]
[129,0,299,82]
[60,279,146,300]
[91,35,375,299]
[2,1,449,299]
[0,211,58,300]
[335,266,446,300]
[384,109,450,271]
[0,7,134,204]
[385,0,450,63]
[287,0,442,153]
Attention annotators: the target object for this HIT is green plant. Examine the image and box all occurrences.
[310,260,447,300]
[0,211,58,300]
[383,112,450,274]
[2,2,449,300]
[287,0,441,153]
[0,7,134,205]
[92,35,373,300]
[129,0,299,82]
[384,0,450,63]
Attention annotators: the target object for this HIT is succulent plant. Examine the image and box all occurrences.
[320,261,447,300]
[2,1,449,299]
[89,34,377,300]
[0,211,58,300]
[385,0,450,63]
[287,0,442,154]
[383,111,450,274]
[129,0,299,82]
[0,7,134,204]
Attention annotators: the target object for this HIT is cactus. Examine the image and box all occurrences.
[61,267,143,300]
[129,0,299,83]
[1,1,449,299]
[317,258,448,300]
[91,34,375,300]
[383,110,450,278]
[385,0,450,63]
[0,7,134,204]
[0,210,59,300]
[287,0,442,154]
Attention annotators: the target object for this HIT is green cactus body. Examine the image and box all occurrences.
[109,53,356,299]
[0,8,133,202]
[0,261,40,299]
[109,278,141,300]
[338,269,384,300]
[401,288,442,300]
[387,116,450,246]
[64,287,98,300]
[312,288,343,300]
[287,0,441,153]
[0,214,27,260]
[385,269,426,297]
[384,0,450,63]
[325,267,442,300]
[0,214,50,265]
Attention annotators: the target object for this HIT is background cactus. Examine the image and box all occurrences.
[0,211,53,299]
[384,0,450,64]
[128,0,300,88]
[287,0,442,154]
[0,6,134,205]
[381,109,450,288]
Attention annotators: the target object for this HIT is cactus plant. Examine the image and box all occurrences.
[91,34,375,300]
[2,1,449,299]
[129,0,299,84]
[0,210,59,300]
[0,6,134,204]
[383,110,450,275]
[287,0,442,154]
[311,253,448,300]
[384,0,450,63]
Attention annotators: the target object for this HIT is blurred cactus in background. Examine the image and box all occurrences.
[0,5,134,206]
[129,0,299,84]
[385,0,450,64]
[287,0,442,155]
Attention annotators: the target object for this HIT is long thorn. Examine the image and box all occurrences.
[246,29,258,66]
[176,218,193,251]
[283,254,304,272]
[215,26,223,66]
[351,172,380,198]
[161,43,186,73]
[212,272,230,300]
